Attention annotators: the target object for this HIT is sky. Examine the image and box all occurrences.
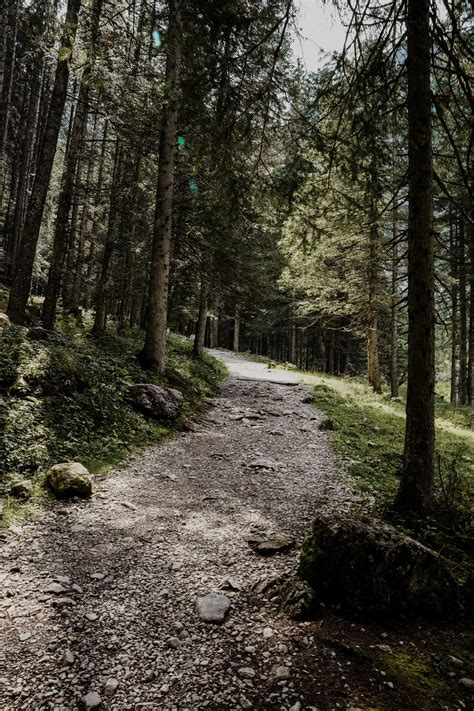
[291,0,348,72]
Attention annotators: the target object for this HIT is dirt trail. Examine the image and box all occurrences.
[1,351,355,710]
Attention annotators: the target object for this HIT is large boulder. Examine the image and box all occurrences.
[299,514,459,618]
[127,384,183,420]
[46,462,92,498]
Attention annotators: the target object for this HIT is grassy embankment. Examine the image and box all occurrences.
[0,307,226,525]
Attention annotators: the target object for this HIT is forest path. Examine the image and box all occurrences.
[1,350,354,710]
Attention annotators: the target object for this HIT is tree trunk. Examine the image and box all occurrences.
[390,213,399,397]
[0,0,19,201]
[289,294,297,364]
[233,305,240,352]
[468,217,473,406]
[449,211,458,404]
[142,0,182,374]
[92,139,123,333]
[193,280,209,359]
[396,0,434,515]
[7,0,82,324]
[42,0,103,329]
[458,217,468,405]
[367,152,382,393]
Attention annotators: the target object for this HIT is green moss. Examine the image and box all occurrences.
[379,651,447,708]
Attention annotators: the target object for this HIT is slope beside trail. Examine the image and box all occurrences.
[1,350,357,710]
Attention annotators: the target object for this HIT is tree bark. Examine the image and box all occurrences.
[7,0,82,324]
[142,0,182,374]
[193,280,209,358]
[458,217,468,405]
[390,212,399,397]
[396,0,435,515]
[233,305,240,352]
[468,217,473,405]
[92,139,122,333]
[449,211,458,404]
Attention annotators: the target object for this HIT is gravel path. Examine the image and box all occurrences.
[0,351,354,711]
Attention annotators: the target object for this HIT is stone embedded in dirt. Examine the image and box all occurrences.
[62,649,75,666]
[220,578,242,591]
[272,665,290,680]
[9,479,33,499]
[104,678,119,696]
[79,691,102,710]
[248,532,295,556]
[460,678,474,689]
[52,597,75,608]
[299,514,459,618]
[240,696,253,709]
[237,667,256,679]
[248,458,279,470]
[85,612,98,621]
[54,575,71,585]
[126,383,183,420]
[195,593,231,623]
[447,655,464,669]
[263,627,274,639]
[46,462,92,498]
[45,583,69,594]
[289,703,302,711]
[168,636,180,649]
[18,632,31,641]
[90,573,106,580]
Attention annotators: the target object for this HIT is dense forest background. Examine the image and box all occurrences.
[0,0,472,514]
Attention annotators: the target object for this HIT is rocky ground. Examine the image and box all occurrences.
[0,352,470,710]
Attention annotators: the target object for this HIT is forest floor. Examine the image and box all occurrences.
[1,350,472,711]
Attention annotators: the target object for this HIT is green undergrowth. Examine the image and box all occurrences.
[0,324,225,523]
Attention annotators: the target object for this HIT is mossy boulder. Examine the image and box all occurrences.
[126,383,183,420]
[299,514,459,618]
[9,479,33,499]
[46,462,92,498]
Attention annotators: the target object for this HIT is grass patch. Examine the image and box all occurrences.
[302,373,473,578]
[0,325,226,521]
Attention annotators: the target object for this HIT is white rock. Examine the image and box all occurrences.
[63,649,75,666]
[195,593,230,623]
[79,691,102,709]
[104,678,119,696]
[263,627,274,638]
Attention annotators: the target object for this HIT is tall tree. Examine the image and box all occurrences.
[395,0,435,515]
[142,0,182,374]
[7,0,82,324]
[42,0,104,329]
